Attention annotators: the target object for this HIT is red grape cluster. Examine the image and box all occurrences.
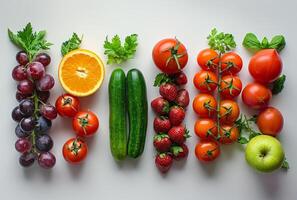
[11,51,57,169]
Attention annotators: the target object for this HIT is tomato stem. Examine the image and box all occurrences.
[216,53,222,138]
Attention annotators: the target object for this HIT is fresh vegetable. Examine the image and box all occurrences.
[257,107,283,136]
[152,38,188,74]
[218,125,240,144]
[197,48,219,71]
[126,69,148,158]
[219,100,240,124]
[168,125,190,145]
[61,33,82,56]
[168,106,185,126]
[220,75,242,99]
[155,153,173,173]
[109,68,127,160]
[72,111,99,137]
[195,140,220,162]
[242,83,272,110]
[194,118,217,139]
[220,52,243,75]
[55,94,80,118]
[193,70,218,93]
[153,134,172,152]
[153,116,171,133]
[192,94,217,117]
[104,34,138,65]
[63,138,88,164]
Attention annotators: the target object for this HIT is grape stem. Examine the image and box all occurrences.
[29,85,40,154]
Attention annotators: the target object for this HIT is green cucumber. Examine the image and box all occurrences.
[127,68,148,158]
[109,68,127,160]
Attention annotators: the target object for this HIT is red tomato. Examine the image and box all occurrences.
[193,70,218,93]
[195,139,220,162]
[218,125,239,144]
[221,52,243,75]
[257,107,284,136]
[63,138,88,164]
[220,75,242,99]
[194,118,217,139]
[72,111,99,137]
[219,100,240,124]
[197,48,219,71]
[242,83,272,110]
[152,38,188,74]
[249,49,282,84]
[55,94,80,118]
[193,94,217,117]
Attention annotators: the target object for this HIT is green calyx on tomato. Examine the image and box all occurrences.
[68,138,82,156]
[78,114,90,133]
[165,38,186,70]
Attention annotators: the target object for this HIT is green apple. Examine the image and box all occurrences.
[245,135,284,172]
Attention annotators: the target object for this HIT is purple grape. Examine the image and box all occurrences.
[36,74,55,91]
[19,117,35,132]
[19,152,36,167]
[35,53,51,67]
[35,117,52,134]
[12,65,27,81]
[11,106,24,122]
[40,104,57,120]
[35,135,53,152]
[16,91,30,102]
[38,152,56,169]
[16,51,29,66]
[19,99,34,117]
[37,91,50,103]
[26,62,45,80]
[15,125,31,138]
[17,79,34,95]
[15,138,32,153]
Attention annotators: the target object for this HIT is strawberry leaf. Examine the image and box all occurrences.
[153,73,172,86]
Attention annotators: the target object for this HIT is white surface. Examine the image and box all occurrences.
[0,0,297,199]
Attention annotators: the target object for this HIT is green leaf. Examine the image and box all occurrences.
[103,34,138,65]
[261,37,269,48]
[237,136,249,144]
[153,73,172,86]
[272,74,286,94]
[269,35,286,52]
[61,33,82,56]
[281,158,289,170]
[207,28,236,53]
[242,33,261,51]
[249,132,261,140]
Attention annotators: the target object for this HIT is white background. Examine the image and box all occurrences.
[0,0,296,199]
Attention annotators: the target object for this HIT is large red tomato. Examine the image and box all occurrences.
[249,49,282,83]
[242,83,272,110]
[152,38,188,74]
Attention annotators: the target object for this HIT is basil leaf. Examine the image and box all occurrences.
[269,35,286,52]
[242,33,261,51]
[272,74,286,94]
[261,37,269,48]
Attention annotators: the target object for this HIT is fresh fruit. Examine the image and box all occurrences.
[151,97,169,115]
[221,52,243,75]
[174,71,187,85]
[195,140,220,162]
[36,74,55,91]
[15,125,30,138]
[15,138,31,153]
[219,100,240,124]
[63,138,88,164]
[219,125,239,144]
[35,135,53,152]
[193,94,217,117]
[193,70,218,93]
[152,38,188,74]
[16,91,30,102]
[220,75,242,99]
[194,118,217,139]
[19,99,34,117]
[159,83,178,101]
[197,48,219,71]
[58,49,105,97]
[19,117,35,132]
[55,94,80,118]
[175,89,190,107]
[171,144,189,160]
[242,83,272,109]
[38,152,56,169]
[19,152,36,167]
[12,65,27,81]
[245,135,284,172]
[17,79,34,95]
[11,106,24,122]
[126,69,148,158]
[26,62,45,80]
[40,104,57,120]
[35,116,52,134]
[257,107,283,136]
[153,134,172,152]
[168,106,185,126]
[37,91,50,103]
[72,111,99,137]
[35,53,51,67]
[168,125,189,145]
[16,51,29,65]
[248,49,282,83]
[155,153,173,173]
[153,116,171,133]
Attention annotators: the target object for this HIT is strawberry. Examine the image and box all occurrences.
[171,144,189,160]
[151,97,170,115]
[169,106,185,126]
[159,83,178,101]
[174,71,188,85]
[155,153,173,173]
[153,134,172,152]
[175,89,190,108]
[153,116,171,133]
[168,125,190,144]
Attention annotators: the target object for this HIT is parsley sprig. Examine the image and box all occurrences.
[8,23,52,61]
[207,28,236,53]
[61,33,82,56]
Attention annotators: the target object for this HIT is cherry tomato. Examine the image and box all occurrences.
[221,52,243,75]
[249,49,282,84]
[193,94,217,117]
[242,83,272,110]
[218,125,239,144]
[193,70,218,93]
[63,138,88,164]
[55,94,80,118]
[194,118,217,139]
[219,100,240,124]
[195,139,220,162]
[72,111,99,137]
[197,48,219,71]
[257,107,283,136]
[152,38,188,74]
[220,75,242,99]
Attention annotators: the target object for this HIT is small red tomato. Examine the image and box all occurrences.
[63,138,88,164]
[221,52,243,75]
[257,107,284,136]
[218,125,239,144]
[194,118,217,139]
[220,75,242,99]
[197,48,219,71]
[195,139,220,162]
[72,111,99,137]
[193,70,218,93]
[55,94,80,118]
[249,49,282,84]
[193,94,217,117]
[242,83,272,110]
[219,100,240,124]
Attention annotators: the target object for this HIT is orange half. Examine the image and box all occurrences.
[59,49,105,97]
